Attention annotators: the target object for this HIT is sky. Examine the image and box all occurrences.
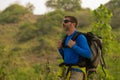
[0,0,110,15]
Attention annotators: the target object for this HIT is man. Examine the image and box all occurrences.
[57,16,92,80]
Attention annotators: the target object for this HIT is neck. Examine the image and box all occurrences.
[67,28,76,36]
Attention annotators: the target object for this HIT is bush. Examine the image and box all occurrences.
[0,4,29,24]
[17,22,38,42]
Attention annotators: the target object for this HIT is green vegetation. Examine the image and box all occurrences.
[46,0,81,11]
[91,5,114,80]
[105,0,120,29]
[0,4,30,24]
[0,1,120,80]
[92,5,113,54]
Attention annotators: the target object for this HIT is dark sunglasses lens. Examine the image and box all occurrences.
[64,20,70,23]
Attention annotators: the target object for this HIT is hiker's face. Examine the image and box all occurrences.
[63,18,73,31]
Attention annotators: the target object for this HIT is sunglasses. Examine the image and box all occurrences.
[63,20,72,23]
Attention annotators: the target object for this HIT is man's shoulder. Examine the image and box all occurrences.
[75,32,86,40]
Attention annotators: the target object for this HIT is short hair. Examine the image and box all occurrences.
[64,16,78,27]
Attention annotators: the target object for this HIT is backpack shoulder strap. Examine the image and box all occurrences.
[62,31,82,48]
[71,32,82,41]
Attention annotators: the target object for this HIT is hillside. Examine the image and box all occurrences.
[0,3,120,80]
[0,4,60,80]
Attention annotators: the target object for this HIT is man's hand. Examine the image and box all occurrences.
[68,39,76,48]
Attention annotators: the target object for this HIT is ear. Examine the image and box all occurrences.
[72,23,76,27]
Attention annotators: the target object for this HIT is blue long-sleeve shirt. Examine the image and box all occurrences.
[58,31,92,64]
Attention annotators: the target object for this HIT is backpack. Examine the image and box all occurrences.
[62,31,106,76]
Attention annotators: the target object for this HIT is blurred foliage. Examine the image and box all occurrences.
[92,5,113,54]
[0,4,32,24]
[92,4,120,80]
[0,1,120,80]
[36,9,64,34]
[46,0,81,11]
[25,2,35,13]
[17,22,38,42]
[0,43,4,57]
[77,9,93,28]
[105,0,120,29]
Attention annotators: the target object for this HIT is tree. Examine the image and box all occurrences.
[92,5,113,54]
[0,4,28,23]
[46,0,81,11]
[92,5,115,80]
[105,0,120,29]
[105,0,120,10]
[26,2,35,13]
